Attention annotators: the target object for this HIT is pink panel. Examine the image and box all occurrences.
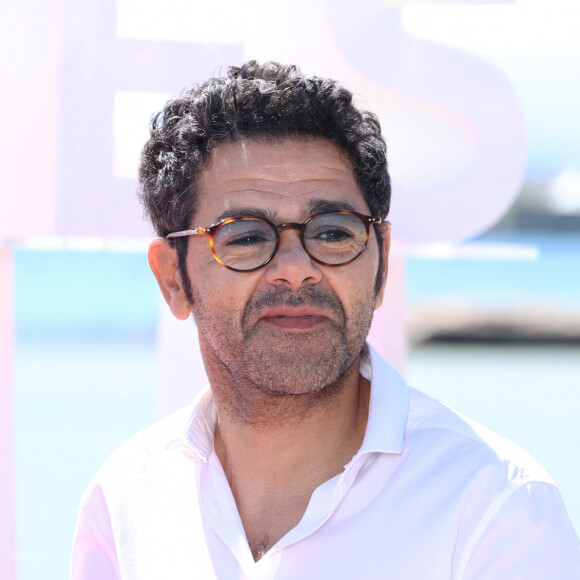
[0,248,15,580]
[0,0,62,236]
[156,301,207,417]
[368,253,407,376]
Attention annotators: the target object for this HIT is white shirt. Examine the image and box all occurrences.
[71,345,580,579]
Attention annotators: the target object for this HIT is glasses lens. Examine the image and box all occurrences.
[213,218,277,270]
[304,212,368,265]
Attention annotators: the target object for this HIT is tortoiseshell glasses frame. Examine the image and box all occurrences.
[166,209,383,273]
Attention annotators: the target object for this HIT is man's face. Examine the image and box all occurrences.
[167,139,388,397]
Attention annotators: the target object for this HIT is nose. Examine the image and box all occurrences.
[262,229,323,289]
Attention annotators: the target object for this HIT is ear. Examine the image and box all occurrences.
[148,238,192,320]
[374,221,391,310]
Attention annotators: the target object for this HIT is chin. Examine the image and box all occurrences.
[241,335,356,397]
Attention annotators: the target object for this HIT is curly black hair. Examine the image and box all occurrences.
[138,61,391,300]
[139,60,390,234]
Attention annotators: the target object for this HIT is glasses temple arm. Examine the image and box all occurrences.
[166,228,210,239]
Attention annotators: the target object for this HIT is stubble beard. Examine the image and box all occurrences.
[240,286,374,397]
[194,284,376,402]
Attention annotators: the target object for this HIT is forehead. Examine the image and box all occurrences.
[195,139,368,223]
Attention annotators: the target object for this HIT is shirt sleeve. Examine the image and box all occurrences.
[457,481,580,580]
[70,484,121,580]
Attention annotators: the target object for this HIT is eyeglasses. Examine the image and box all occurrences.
[166,210,382,272]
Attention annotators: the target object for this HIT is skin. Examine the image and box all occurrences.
[149,138,391,561]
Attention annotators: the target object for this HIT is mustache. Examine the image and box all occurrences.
[243,286,345,325]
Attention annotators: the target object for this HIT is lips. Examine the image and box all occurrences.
[242,287,346,334]
[257,307,330,330]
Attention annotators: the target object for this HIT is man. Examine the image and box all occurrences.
[71,61,580,579]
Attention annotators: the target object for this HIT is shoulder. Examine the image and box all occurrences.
[72,403,206,577]
[402,387,580,576]
[367,345,551,488]
[405,385,553,487]
[81,402,198,507]
[105,403,194,470]
[75,401,200,532]
[369,362,580,576]
[368,346,562,523]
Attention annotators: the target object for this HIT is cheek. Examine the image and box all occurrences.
[344,284,376,319]
[190,267,263,321]
[326,269,377,323]
[345,255,380,295]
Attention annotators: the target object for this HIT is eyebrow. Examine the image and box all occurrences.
[213,207,276,224]
[212,199,361,225]
[305,199,359,215]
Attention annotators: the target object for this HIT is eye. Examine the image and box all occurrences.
[216,220,276,251]
[225,231,270,247]
[311,226,353,243]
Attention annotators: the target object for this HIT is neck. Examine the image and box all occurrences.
[213,360,370,474]
[200,337,371,560]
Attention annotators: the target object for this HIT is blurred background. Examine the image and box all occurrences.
[2,0,579,578]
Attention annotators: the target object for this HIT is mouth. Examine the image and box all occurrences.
[259,307,330,331]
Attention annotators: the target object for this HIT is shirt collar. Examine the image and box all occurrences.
[171,342,410,460]
[357,343,410,455]
[165,388,215,462]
